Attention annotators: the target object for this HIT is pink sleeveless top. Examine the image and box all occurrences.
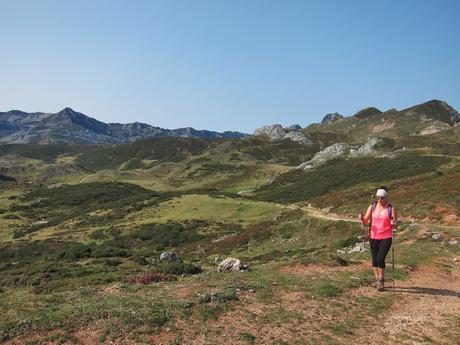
[370,207,393,240]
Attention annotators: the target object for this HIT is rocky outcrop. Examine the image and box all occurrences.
[439,101,460,124]
[253,124,312,145]
[321,112,344,125]
[355,137,382,156]
[284,131,313,145]
[297,143,350,170]
[296,137,387,170]
[253,124,285,140]
[160,252,181,262]
[417,124,448,136]
[217,258,249,272]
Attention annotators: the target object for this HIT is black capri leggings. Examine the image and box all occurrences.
[369,238,392,269]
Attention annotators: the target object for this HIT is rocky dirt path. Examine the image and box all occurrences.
[353,260,460,344]
[285,203,361,223]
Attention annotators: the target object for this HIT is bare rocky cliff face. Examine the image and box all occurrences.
[295,137,398,170]
[0,108,249,144]
[253,124,313,145]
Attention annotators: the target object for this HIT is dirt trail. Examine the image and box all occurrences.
[354,260,460,344]
[286,203,459,230]
[285,203,361,223]
[283,203,460,344]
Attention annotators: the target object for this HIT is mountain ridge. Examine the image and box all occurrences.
[2,99,459,145]
[0,107,249,144]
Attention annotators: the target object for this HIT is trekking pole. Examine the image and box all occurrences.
[391,222,396,294]
[359,212,365,261]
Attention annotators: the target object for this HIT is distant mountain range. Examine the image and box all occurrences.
[0,107,249,144]
[1,99,459,145]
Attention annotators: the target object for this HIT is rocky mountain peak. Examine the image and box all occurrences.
[0,107,249,144]
[253,124,312,145]
[254,124,285,140]
[60,107,76,113]
[288,124,302,130]
[321,112,344,125]
[402,99,460,125]
[353,107,382,119]
[2,110,29,116]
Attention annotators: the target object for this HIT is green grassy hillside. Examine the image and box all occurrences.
[251,153,451,203]
[1,103,459,344]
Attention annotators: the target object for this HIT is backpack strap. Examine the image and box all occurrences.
[369,202,377,236]
[388,202,393,220]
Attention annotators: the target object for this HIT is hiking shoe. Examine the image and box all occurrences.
[377,280,385,291]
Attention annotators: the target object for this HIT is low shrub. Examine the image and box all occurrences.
[155,261,202,275]
[58,243,91,261]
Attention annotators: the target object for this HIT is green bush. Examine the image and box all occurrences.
[155,261,202,275]
[59,243,91,261]
[129,222,204,250]
[90,246,130,258]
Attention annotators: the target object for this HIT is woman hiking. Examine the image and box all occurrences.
[360,187,398,291]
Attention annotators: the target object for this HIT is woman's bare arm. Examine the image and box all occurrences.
[361,204,373,225]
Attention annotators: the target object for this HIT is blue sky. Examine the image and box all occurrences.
[1,0,459,133]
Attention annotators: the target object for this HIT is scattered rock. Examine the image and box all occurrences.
[448,239,458,246]
[432,233,442,241]
[347,243,366,254]
[182,301,194,308]
[160,252,181,262]
[217,257,249,272]
[197,291,230,303]
[336,256,348,266]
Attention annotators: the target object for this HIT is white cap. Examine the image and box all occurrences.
[376,189,388,198]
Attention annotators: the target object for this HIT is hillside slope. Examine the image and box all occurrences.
[0,99,459,344]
